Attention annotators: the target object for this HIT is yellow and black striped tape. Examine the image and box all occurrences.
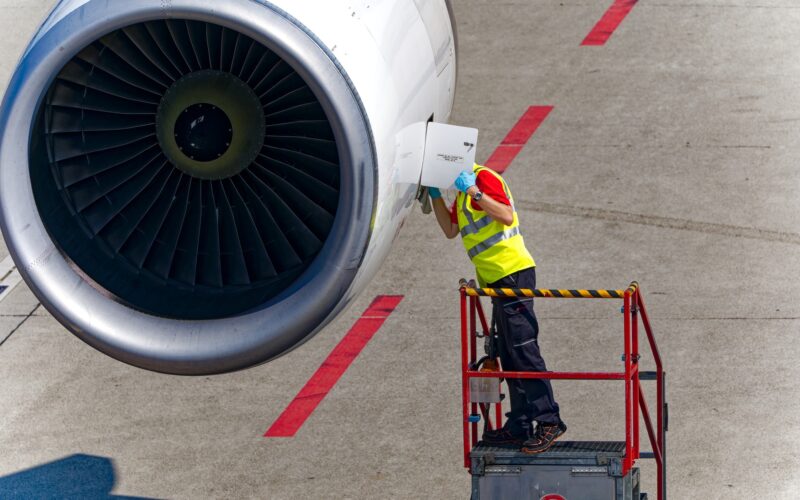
[459,280,640,299]
[463,288,626,298]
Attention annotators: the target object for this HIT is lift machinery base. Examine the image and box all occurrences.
[470,442,644,500]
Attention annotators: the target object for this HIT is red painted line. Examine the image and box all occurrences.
[485,106,553,174]
[581,0,638,46]
[265,295,404,438]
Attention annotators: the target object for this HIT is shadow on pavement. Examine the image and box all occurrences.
[0,454,161,499]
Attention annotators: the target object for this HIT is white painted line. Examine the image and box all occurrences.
[0,256,23,304]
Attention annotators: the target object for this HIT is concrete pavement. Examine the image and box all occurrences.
[2,0,800,498]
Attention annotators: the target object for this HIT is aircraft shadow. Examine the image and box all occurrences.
[0,454,162,499]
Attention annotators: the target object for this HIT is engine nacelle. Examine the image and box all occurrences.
[0,0,456,374]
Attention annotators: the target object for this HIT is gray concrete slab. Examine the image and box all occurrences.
[1,0,800,499]
[0,284,41,318]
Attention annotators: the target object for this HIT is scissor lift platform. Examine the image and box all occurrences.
[459,281,666,500]
[470,441,644,500]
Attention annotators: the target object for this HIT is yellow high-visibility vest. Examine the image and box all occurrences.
[456,164,535,286]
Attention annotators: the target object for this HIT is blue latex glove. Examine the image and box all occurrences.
[427,187,442,199]
[455,171,477,194]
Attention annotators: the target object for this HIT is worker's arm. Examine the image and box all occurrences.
[456,172,514,226]
[466,186,514,226]
[429,188,459,239]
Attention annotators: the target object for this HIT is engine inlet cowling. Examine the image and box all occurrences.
[0,0,377,375]
[32,19,341,319]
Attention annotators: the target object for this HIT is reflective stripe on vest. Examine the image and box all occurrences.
[467,226,521,259]
[459,201,494,236]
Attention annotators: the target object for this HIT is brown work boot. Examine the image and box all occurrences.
[481,424,531,446]
[520,421,567,454]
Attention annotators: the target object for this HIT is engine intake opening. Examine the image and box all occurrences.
[31,19,342,320]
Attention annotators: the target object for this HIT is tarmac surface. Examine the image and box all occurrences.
[2,0,800,498]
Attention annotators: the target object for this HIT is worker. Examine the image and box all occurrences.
[428,164,566,454]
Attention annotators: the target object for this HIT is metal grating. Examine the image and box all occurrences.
[472,441,626,459]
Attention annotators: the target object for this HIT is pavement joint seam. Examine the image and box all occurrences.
[0,303,40,348]
[517,200,800,245]
[665,317,800,321]
[642,3,800,9]
[534,144,773,149]
[0,257,23,304]
[539,317,800,320]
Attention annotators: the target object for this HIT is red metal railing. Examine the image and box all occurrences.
[459,280,667,500]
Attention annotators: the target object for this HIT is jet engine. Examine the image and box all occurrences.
[0,0,457,374]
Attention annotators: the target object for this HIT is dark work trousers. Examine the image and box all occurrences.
[489,267,561,432]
